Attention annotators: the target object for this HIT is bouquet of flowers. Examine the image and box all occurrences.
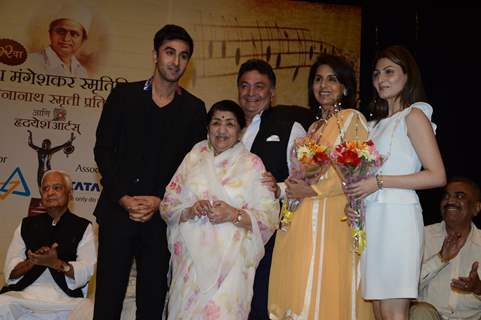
[280,136,330,231]
[330,140,384,255]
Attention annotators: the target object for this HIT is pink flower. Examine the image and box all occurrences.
[168,178,182,194]
[173,241,182,256]
[202,300,221,320]
[186,289,198,309]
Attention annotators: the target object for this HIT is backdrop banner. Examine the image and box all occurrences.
[0,0,361,278]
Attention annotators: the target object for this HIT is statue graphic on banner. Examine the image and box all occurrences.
[27,130,75,188]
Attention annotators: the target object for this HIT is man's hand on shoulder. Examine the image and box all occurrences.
[262,171,280,198]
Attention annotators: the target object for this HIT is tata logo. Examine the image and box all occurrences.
[0,167,31,200]
[72,181,101,192]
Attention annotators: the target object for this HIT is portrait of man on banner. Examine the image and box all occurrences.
[26,2,95,77]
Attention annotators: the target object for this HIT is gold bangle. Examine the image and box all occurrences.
[375,174,384,190]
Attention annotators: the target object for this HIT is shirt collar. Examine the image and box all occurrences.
[469,223,481,246]
[441,221,481,245]
[143,78,182,95]
[252,112,262,123]
[44,46,83,72]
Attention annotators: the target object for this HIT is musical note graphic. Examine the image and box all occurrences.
[191,16,359,83]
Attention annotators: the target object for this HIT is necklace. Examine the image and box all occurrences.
[316,102,341,121]
[311,103,344,143]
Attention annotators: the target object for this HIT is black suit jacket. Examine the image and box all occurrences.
[250,105,314,182]
[93,81,207,218]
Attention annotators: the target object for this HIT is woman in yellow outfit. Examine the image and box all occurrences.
[269,54,374,320]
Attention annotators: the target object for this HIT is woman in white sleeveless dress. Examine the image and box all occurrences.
[345,45,446,320]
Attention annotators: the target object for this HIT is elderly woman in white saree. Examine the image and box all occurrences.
[160,100,279,320]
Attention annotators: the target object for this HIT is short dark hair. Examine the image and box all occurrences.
[367,45,426,122]
[237,59,276,87]
[207,100,246,129]
[448,176,481,201]
[153,24,193,57]
[307,54,357,114]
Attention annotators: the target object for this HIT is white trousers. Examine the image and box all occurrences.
[0,292,83,320]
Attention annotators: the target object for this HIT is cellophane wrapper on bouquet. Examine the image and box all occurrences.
[280,136,330,231]
[330,140,385,255]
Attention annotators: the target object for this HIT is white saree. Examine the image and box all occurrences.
[160,141,279,320]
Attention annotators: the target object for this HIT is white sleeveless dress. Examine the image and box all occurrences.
[361,102,436,299]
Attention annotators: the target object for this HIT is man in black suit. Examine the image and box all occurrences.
[237,59,314,319]
[93,24,207,319]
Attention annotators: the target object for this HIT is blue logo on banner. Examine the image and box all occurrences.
[0,167,31,199]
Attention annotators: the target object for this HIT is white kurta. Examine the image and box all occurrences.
[0,221,96,320]
[160,141,279,320]
[419,222,481,320]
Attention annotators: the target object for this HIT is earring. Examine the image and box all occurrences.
[343,88,348,96]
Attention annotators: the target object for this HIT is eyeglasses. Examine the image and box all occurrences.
[41,183,66,193]
[51,27,83,40]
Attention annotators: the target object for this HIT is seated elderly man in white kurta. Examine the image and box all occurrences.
[0,170,96,320]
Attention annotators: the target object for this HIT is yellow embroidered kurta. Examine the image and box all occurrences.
[269,109,375,320]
